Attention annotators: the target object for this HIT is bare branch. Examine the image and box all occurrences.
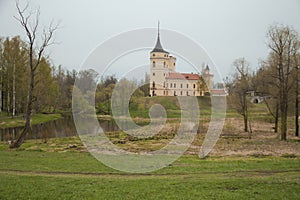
[10,0,59,148]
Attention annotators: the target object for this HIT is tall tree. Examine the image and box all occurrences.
[230,58,252,133]
[34,57,58,112]
[10,1,59,148]
[255,57,280,133]
[1,36,28,117]
[266,24,300,140]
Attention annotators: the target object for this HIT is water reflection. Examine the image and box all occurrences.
[0,117,123,141]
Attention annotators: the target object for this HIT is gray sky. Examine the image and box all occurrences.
[1,0,300,80]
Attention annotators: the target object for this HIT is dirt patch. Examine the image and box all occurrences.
[208,118,300,157]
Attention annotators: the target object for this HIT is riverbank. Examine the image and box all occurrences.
[0,113,63,129]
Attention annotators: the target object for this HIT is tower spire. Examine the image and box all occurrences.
[151,21,168,53]
[158,20,160,37]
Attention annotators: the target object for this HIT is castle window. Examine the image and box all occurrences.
[181,84,183,88]
[153,61,155,67]
[170,83,173,88]
[180,91,183,96]
[174,63,175,66]
[174,83,176,88]
[193,84,196,89]
[163,82,165,88]
[153,53,155,56]
[186,91,189,96]
[164,62,166,68]
[153,73,155,76]
[187,84,189,88]
[152,81,155,88]
[193,91,195,96]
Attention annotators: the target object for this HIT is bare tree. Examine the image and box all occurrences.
[266,24,299,140]
[230,58,252,133]
[10,1,59,148]
[255,57,280,133]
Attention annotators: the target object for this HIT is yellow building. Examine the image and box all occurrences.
[149,29,213,96]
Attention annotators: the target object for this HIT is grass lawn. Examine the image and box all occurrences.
[0,139,299,199]
[0,113,62,129]
[0,99,299,199]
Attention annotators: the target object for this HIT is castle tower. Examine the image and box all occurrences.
[202,65,214,92]
[149,23,174,96]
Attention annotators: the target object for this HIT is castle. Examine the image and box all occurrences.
[149,28,213,97]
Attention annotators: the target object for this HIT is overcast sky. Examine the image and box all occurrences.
[1,0,300,80]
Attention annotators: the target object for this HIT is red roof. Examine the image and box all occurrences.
[166,73,200,80]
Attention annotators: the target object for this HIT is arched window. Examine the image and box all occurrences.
[170,83,173,88]
[164,61,166,68]
[153,61,156,67]
[180,91,183,96]
[174,83,176,88]
[181,84,183,88]
[152,81,155,88]
[187,84,189,88]
[153,73,155,76]
[193,84,196,89]
[186,91,189,96]
[153,53,155,56]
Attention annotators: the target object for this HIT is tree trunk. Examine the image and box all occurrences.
[281,112,288,140]
[295,95,299,137]
[243,94,248,132]
[280,98,288,140]
[295,65,299,137]
[274,102,279,133]
[10,66,34,148]
[12,62,16,117]
[7,85,10,115]
[244,114,248,132]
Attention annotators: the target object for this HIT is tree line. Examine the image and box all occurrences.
[0,34,152,117]
[0,36,77,116]
[228,24,300,141]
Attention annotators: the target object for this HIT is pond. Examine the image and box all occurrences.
[0,116,122,142]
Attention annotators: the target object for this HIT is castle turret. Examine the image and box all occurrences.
[150,23,171,96]
[202,65,214,92]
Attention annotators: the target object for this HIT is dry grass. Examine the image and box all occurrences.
[99,116,300,157]
[208,117,300,157]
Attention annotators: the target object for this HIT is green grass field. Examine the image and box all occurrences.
[1,98,299,199]
[0,139,299,199]
[0,113,62,129]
